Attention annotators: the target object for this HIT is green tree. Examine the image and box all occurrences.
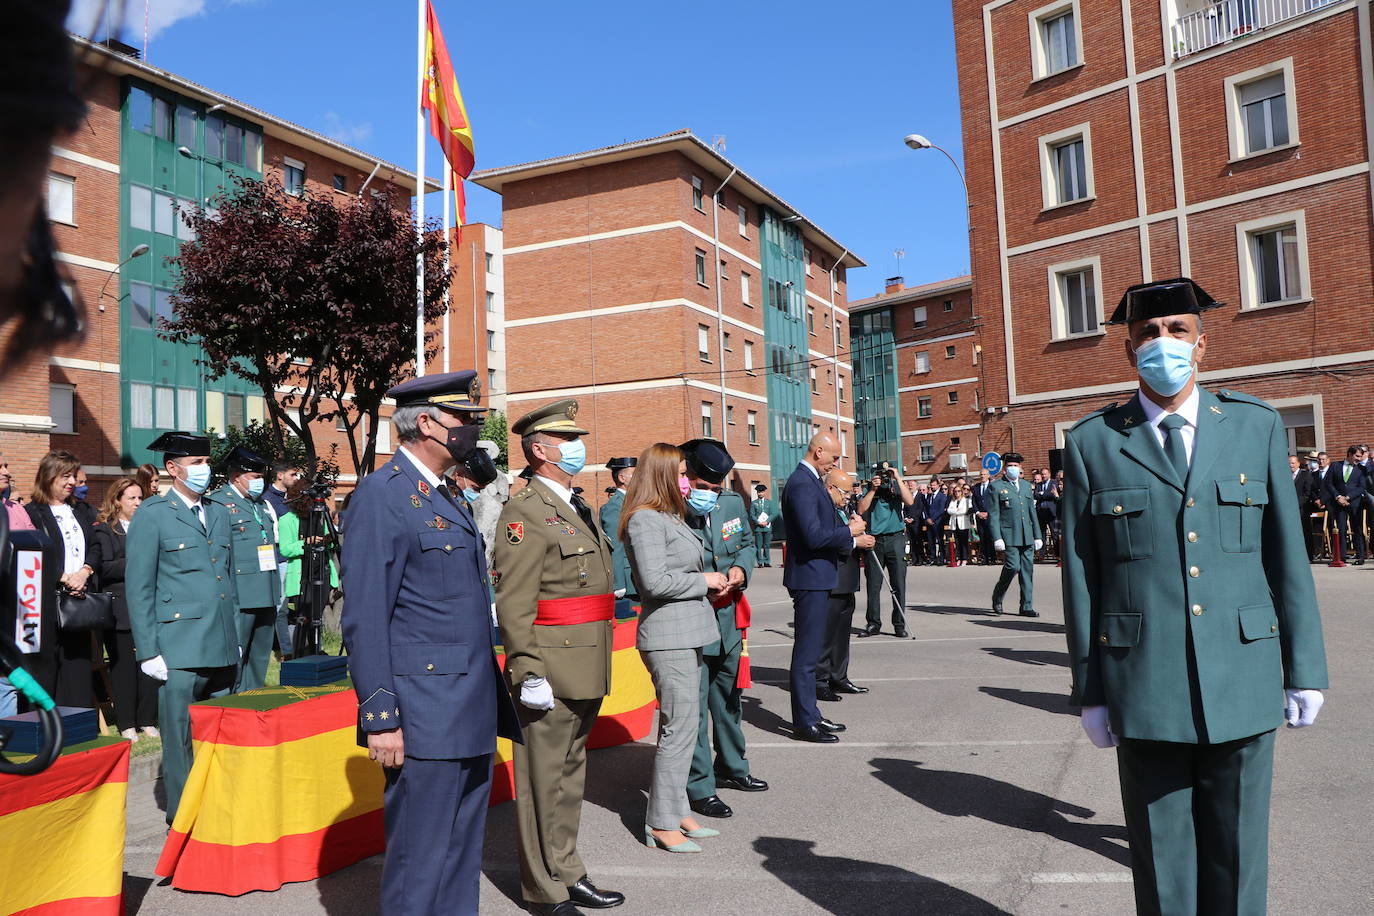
[206,420,338,489]
[480,410,509,471]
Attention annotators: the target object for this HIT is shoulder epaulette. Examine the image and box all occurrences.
[1068,400,1120,431]
[1214,388,1276,411]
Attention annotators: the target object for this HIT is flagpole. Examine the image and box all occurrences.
[414,0,427,376]
[442,165,451,373]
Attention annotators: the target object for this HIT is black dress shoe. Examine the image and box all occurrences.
[893,627,910,639]
[816,685,842,702]
[529,903,584,916]
[717,773,769,792]
[831,679,869,694]
[689,794,733,818]
[817,717,846,732]
[793,724,839,743]
[1020,609,1040,618]
[859,623,881,637]
[991,602,1003,616]
[567,877,624,909]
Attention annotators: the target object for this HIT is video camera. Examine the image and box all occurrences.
[869,462,900,499]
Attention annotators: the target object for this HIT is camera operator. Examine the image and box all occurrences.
[857,464,914,638]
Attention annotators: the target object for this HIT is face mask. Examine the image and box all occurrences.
[678,476,692,497]
[552,438,586,476]
[73,484,89,500]
[182,464,212,495]
[686,487,719,516]
[1308,461,1319,471]
[433,421,481,466]
[247,478,265,499]
[461,486,480,504]
[1133,336,1197,397]
[1005,466,1022,481]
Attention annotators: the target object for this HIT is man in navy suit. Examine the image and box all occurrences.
[1324,445,1368,564]
[971,470,995,565]
[342,370,521,916]
[782,433,870,743]
[923,479,949,565]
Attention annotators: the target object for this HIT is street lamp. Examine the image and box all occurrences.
[96,243,151,308]
[903,133,967,198]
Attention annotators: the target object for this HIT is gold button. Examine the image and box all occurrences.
[217,575,223,581]
[173,612,182,619]
[1113,505,1123,514]
[1187,532,1197,542]
[1270,625,1277,633]
[1099,634,1108,644]
[1239,473,1247,484]
[564,639,571,647]
[426,663,434,671]
[578,547,585,554]
[1189,566,1200,578]
[178,543,185,549]
[445,545,452,551]
[220,593,226,599]
[1245,497,1253,506]
[1191,604,1203,616]
[1186,498,1195,508]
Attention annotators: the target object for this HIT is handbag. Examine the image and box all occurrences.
[55,588,117,631]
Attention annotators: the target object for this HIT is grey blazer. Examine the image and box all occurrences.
[625,509,716,651]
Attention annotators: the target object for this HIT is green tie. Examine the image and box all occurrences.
[1345,465,1352,482]
[1160,414,1189,481]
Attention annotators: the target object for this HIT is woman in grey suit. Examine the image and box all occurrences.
[621,443,728,853]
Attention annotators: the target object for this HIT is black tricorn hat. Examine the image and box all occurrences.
[148,432,212,459]
[606,456,637,471]
[1002,452,1025,465]
[221,445,268,474]
[1106,277,1225,326]
[754,484,768,492]
[679,438,735,485]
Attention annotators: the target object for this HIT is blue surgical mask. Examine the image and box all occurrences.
[461,486,480,504]
[1133,336,1197,397]
[686,488,719,516]
[183,464,212,495]
[1005,466,1022,481]
[247,478,265,499]
[552,438,586,477]
[73,484,89,501]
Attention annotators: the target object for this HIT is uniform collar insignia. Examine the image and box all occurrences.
[1123,416,1135,426]
[410,494,422,508]
[1209,405,1223,414]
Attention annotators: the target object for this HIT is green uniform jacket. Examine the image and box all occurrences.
[985,478,1038,546]
[599,489,634,598]
[1061,387,1329,745]
[125,492,240,669]
[751,497,775,532]
[207,484,281,611]
[687,489,756,656]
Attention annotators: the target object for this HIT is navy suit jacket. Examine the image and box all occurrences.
[341,454,520,759]
[1324,461,1368,508]
[924,490,949,525]
[971,482,992,514]
[781,462,852,592]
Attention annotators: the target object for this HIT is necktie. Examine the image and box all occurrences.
[571,493,597,538]
[1344,465,1352,482]
[1160,414,1189,481]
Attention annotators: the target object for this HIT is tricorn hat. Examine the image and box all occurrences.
[148,432,212,459]
[606,456,637,471]
[1107,277,1225,326]
[221,445,268,474]
[679,438,735,485]
[1002,452,1025,465]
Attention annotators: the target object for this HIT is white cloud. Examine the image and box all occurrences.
[68,0,208,43]
[320,111,374,146]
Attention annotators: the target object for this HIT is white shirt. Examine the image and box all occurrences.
[171,485,206,528]
[534,472,580,516]
[1137,386,1201,465]
[49,502,86,574]
[398,446,443,490]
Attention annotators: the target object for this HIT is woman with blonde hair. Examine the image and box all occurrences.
[621,443,727,853]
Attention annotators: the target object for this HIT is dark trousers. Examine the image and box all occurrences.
[55,627,95,708]
[788,589,829,729]
[817,592,855,686]
[906,524,923,564]
[102,628,160,731]
[863,533,907,630]
[976,516,995,562]
[1331,504,1366,560]
[1117,731,1275,916]
[161,665,236,823]
[953,529,970,562]
[925,521,946,564]
[381,754,494,916]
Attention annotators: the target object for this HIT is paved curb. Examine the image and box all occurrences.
[128,749,161,785]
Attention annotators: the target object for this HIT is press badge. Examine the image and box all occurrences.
[257,544,276,571]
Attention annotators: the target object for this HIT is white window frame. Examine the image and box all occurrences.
[691,175,705,212]
[1046,255,1105,341]
[701,402,713,438]
[283,156,306,196]
[1235,209,1311,311]
[747,410,758,444]
[1038,122,1094,211]
[804,249,813,277]
[918,396,933,418]
[377,411,393,454]
[913,305,927,328]
[1224,57,1299,162]
[695,249,708,285]
[744,339,755,372]
[1028,0,1083,80]
[49,384,76,434]
[737,204,748,237]
[919,441,935,463]
[47,174,76,225]
[741,271,751,305]
[698,324,711,362]
[914,350,931,374]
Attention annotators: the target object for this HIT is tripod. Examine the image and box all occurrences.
[291,491,337,658]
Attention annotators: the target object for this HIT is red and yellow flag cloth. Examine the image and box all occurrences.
[710,591,754,688]
[0,738,129,915]
[422,0,474,227]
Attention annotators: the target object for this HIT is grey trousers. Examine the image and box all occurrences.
[642,647,703,830]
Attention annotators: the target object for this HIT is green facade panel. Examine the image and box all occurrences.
[759,206,811,507]
[851,307,901,471]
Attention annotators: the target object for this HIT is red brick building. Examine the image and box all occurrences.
[444,223,506,412]
[953,0,1374,469]
[472,130,865,504]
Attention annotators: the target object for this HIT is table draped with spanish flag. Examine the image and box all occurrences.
[155,616,656,895]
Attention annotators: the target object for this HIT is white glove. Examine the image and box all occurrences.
[1284,688,1324,727]
[614,588,626,599]
[1034,539,1043,551]
[1080,705,1119,748]
[993,539,1006,552]
[140,655,169,682]
[520,676,555,711]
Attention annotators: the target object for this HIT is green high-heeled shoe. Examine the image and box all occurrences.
[681,825,720,839]
[643,826,702,853]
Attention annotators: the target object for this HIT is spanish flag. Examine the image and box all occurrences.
[422,1,474,226]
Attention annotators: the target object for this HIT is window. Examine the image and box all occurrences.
[487,368,495,390]
[485,291,495,312]
[1039,123,1093,208]
[747,411,758,445]
[485,252,494,272]
[128,283,153,329]
[943,299,954,312]
[177,388,198,432]
[691,176,704,211]
[948,391,960,405]
[737,204,748,237]
[1237,211,1309,309]
[176,104,196,146]
[744,340,755,372]
[377,412,393,454]
[695,249,708,285]
[920,441,935,463]
[838,375,845,402]
[49,385,75,434]
[47,174,75,224]
[918,397,932,418]
[1225,59,1298,160]
[226,394,246,430]
[284,157,305,196]
[810,368,818,393]
[840,429,848,457]
[177,199,196,241]
[723,332,732,352]
[337,413,349,432]
[205,115,223,158]
[913,305,927,329]
[726,405,736,425]
[741,271,752,305]
[698,325,711,361]
[1031,2,1081,79]
[130,383,153,428]
[154,192,175,236]
[807,306,815,333]
[804,249,813,277]
[719,259,729,281]
[951,437,961,447]
[155,387,175,428]
[945,345,956,359]
[332,173,347,192]
[915,350,930,373]
[716,187,727,209]
[486,329,496,350]
[154,288,175,324]
[225,122,244,165]
[1048,257,1102,339]
[128,87,154,134]
[701,402,713,438]
[154,97,173,140]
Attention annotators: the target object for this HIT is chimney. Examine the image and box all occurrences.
[100,38,141,59]
[884,276,905,294]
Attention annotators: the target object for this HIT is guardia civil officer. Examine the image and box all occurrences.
[341,370,520,916]
[125,432,240,823]
[1062,278,1328,915]
[857,463,914,638]
[678,439,767,821]
[599,456,637,611]
[207,446,280,691]
[494,399,624,916]
[750,484,775,566]
[986,452,1040,617]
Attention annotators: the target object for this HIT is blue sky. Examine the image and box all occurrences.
[73,0,969,298]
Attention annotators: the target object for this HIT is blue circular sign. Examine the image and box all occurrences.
[981,452,1003,475]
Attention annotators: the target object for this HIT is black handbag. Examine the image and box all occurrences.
[55,588,117,631]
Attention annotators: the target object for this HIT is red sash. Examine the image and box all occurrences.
[534,594,615,626]
[708,592,753,687]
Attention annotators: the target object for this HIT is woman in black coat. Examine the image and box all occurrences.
[87,476,159,738]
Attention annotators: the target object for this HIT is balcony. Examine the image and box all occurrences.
[1172,0,1342,59]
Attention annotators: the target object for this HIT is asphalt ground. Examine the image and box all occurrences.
[122,557,1374,915]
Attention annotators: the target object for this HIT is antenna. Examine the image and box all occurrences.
[712,135,728,152]
[894,248,906,274]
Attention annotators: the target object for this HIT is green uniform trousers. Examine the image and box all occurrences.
[754,528,771,565]
[863,532,908,630]
[235,606,276,692]
[687,647,749,801]
[161,665,236,823]
[1117,730,1275,916]
[513,696,601,905]
[992,544,1035,612]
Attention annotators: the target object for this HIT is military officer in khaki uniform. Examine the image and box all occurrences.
[494,399,624,916]
[1062,279,1328,916]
